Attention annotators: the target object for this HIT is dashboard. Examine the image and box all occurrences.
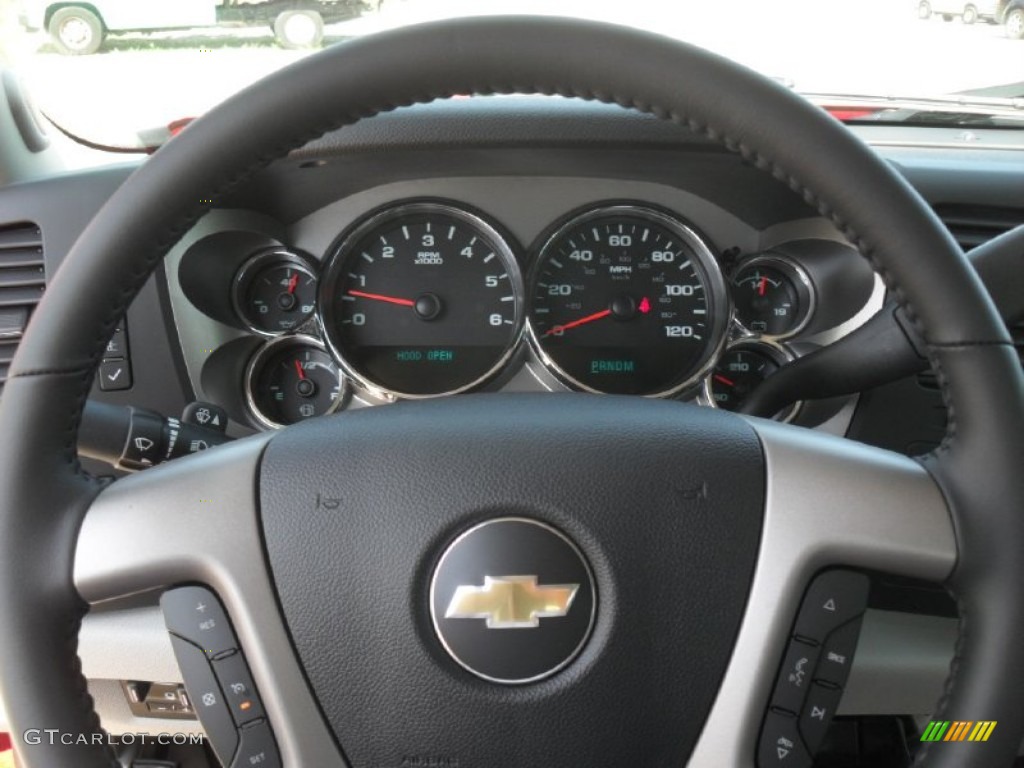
[0,94,1022,745]
[169,172,877,435]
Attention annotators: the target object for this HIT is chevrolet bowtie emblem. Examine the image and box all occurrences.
[445,575,579,629]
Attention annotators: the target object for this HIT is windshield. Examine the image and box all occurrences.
[0,0,1022,149]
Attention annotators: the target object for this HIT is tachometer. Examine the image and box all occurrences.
[319,202,524,398]
[527,205,728,396]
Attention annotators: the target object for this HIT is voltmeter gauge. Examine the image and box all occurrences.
[245,335,346,429]
[731,255,814,339]
[234,249,319,336]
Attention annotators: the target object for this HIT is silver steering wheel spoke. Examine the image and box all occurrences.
[689,419,956,766]
[74,432,345,767]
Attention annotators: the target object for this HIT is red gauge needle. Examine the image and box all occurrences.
[294,360,306,380]
[545,308,613,337]
[348,289,416,307]
[287,273,299,294]
[758,276,768,297]
[713,374,736,387]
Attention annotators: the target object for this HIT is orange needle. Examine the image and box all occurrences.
[544,308,612,337]
[348,289,415,307]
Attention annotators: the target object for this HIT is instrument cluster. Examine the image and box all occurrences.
[182,198,875,430]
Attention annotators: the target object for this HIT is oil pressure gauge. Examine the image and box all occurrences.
[233,249,318,336]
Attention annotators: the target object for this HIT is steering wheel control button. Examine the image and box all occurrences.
[212,652,265,726]
[231,720,281,768]
[792,570,869,645]
[430,517,596,684]
[798,682,844,753]
[770,639,820,715]
[168,635,239,767]
[161,586,238,657]
[98,358,132,392]
[814,618,863,688]
[760,571,867,765]
[758,710,812,768]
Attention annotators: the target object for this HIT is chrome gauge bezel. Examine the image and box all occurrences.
[700,338,802,423]
[232,248,320,337]
[525,203,730,398]
[730,253,816,341]
[317,200,526,400]
[244,334,349,430]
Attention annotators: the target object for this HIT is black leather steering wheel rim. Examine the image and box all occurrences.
[1,16,1023,768]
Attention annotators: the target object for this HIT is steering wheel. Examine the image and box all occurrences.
[2,17,1023,768]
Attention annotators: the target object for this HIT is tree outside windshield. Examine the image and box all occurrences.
[0,0,1021,148]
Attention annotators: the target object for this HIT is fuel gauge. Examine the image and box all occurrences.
[245,335,347,429]
[731,256,814,338]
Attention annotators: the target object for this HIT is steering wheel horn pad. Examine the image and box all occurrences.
[259,395,764,765]
[2,15,1024,768]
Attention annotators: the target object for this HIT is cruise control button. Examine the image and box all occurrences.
[793,570,869,644]
[771,638,820,715]
[213,651,265,726]
[815,618,862,688]
[799,682,844,754]
[169,635,238,766]
[231,720,281,768]
[161,586,238,657]
[758,710,811,767]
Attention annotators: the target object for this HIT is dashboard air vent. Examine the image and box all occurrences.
[933,204,1024,251]
[0,222,45,389]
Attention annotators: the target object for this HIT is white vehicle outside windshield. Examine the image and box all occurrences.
[0,0,1021,148]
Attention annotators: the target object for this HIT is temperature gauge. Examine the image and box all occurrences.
[245,335,347,429]
[731,256,813,338]
[233,249,318,336]
[705,342,799,421]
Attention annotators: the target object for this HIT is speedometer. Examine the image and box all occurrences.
[527,205,728,396]
[319,202,524,398]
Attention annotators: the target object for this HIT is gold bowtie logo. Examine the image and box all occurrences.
[445,576,579,629]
